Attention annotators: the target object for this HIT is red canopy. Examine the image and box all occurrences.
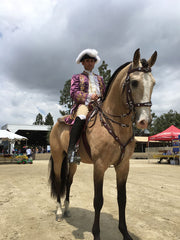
[148,125,180,141]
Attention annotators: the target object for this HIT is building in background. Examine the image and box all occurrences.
[1,124,51,153]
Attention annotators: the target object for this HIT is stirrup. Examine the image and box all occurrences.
[68,150,75,163]
[73,154,81,165]
[68,145,81,165]
[68,151,81,165]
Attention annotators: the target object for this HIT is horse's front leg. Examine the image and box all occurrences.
[115,161,133,240]
[92,165,105,240]
[64,163,77,217]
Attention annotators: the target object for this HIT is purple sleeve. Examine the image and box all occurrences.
[70,74,88,104]
[101,77,106,96]
[98,76,106,98]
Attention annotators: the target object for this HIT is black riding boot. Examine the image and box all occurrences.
[67,117,85,164]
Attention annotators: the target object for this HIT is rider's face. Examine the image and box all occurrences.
[82,58,96,72]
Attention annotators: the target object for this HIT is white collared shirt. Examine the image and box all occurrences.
[84,70,100,105]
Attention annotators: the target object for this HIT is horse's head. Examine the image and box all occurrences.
[126,48,157,129]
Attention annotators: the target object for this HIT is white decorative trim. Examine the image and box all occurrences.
[76,48,100,64]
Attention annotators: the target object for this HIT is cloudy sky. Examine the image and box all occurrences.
[0,0,180,128]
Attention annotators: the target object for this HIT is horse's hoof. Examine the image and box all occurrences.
[56,214,63,222]
[63,210,71,218]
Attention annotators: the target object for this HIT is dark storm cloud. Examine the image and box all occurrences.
[1,0,168,93]
[2,0,180,93]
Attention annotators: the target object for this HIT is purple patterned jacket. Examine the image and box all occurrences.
[64,71,106,125]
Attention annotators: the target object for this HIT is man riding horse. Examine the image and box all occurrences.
[65,49,106,164]
[49,49,157,240]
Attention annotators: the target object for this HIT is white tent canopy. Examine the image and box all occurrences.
[0,130,27,155]
[0,130,27,141]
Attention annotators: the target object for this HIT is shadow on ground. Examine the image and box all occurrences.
[63,207,141,240]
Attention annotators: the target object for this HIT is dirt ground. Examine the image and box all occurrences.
[0,159,179,240]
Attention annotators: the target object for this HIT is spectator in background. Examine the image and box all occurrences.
[26,147,32,159]
[162,150,167,155]
[166,150,172,155]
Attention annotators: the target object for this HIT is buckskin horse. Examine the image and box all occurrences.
[49,48,157,240]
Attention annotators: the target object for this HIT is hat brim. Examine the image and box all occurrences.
[76,49,101,64]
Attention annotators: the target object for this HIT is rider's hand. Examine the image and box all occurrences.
[91,94,99,101]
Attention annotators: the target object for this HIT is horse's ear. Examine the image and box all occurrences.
[148,51,157,67]
[133,48,140,68]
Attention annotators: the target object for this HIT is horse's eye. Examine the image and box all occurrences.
[131,80,138,88]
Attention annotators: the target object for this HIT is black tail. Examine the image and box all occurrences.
[49,155,68,199]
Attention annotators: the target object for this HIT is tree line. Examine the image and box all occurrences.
[33,113,54,126]
[34,60,180,135]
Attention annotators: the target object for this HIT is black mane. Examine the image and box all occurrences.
[103,61,131,101]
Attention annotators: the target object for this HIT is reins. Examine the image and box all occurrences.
[87,63,152,166]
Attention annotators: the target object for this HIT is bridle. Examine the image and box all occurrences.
[101,64,152,121]
[87,63,153,166]
[124,64,152,112]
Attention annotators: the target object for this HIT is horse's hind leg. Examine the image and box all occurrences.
[49,151,68,221]
[115,161,133,240]
[64,163,77,217]
[56,195,63,222]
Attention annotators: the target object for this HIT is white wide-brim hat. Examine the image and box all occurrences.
[76,48,101,64]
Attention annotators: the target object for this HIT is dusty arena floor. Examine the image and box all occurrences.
[0,159,179,240]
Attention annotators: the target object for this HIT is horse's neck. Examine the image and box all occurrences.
[103,65,129,116]
[102,66,133,138]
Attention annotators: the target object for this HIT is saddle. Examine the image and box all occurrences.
[58,113,95,159]
[57,100,103,159]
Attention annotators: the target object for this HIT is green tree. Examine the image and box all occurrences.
[98,60,111,86]
[44,113,54,144]
[149,109,180,135]
[44,113,54,126]
[59,79,72,115]
[33,113,44,125]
